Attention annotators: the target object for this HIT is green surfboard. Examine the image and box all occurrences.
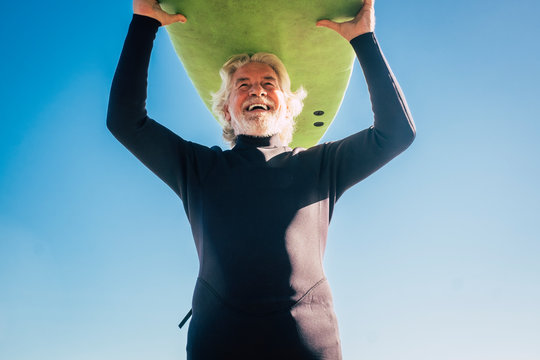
[159,0,363,148]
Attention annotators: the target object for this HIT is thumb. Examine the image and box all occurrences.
[161,12,187,25]
[316,19,341,33]
[172,13,187,23]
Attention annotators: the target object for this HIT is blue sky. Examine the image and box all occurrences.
[1,1,540,359]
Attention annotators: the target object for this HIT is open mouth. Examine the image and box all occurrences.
[245,103,270,112]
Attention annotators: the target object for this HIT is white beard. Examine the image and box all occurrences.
[230,108,288,138]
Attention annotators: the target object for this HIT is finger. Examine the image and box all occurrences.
[316,19,341,32]
[363,0,375,9]
[172,13,187,23]
[161,11,187,25]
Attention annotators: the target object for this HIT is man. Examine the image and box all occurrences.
[107,0,415,359]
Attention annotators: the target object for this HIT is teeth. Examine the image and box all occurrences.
[248,104,268,111]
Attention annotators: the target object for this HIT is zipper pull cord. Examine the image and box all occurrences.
[178,308,193,329]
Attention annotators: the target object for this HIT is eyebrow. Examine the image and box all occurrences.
[235,76,277,85]
[235,78,249,85]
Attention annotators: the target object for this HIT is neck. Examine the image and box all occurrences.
[235,133,284,148]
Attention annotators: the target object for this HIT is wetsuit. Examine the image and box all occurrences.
[107,14,415,360]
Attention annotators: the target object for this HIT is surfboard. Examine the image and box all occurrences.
[159,0,363,148]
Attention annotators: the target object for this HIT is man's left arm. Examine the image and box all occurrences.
[317,0,416,198]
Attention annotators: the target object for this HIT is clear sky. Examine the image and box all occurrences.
[1,1,540,359]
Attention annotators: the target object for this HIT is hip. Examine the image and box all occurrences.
[187,277,342,359]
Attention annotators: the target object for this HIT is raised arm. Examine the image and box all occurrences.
[108,0,186,129]
[316,0,416,198]
[107,2,214,200]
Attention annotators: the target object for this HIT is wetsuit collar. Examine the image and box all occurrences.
[234,134,282,149]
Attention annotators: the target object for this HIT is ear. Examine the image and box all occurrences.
[224,104,231,123]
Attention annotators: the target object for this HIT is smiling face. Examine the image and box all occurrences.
[224,62,289,138]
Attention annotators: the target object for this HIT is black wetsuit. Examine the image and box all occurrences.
[107,14,415,360]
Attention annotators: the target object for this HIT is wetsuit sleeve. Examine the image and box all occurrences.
[106,14,215,201]
[325,32,416,200]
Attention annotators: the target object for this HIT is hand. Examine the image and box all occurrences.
[316,0,375,41]
[133,0,186,26]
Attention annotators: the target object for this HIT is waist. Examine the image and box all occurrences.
[193,276,330,316]
[187,277,341,358]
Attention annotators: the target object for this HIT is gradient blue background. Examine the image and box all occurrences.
[1,1,539,359]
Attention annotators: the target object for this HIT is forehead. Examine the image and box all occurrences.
[232,62,277,81]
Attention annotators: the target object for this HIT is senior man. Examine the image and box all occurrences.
[107,0,415,358]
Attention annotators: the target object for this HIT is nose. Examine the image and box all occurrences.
[249,83,266,97]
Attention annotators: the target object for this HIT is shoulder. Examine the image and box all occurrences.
[291,141,336,155]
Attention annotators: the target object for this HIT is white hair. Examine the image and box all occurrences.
[211,53,307,147]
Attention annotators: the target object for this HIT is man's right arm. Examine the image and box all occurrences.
[106,14,214,199]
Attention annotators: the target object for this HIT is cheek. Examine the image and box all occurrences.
[232,96,245,115]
